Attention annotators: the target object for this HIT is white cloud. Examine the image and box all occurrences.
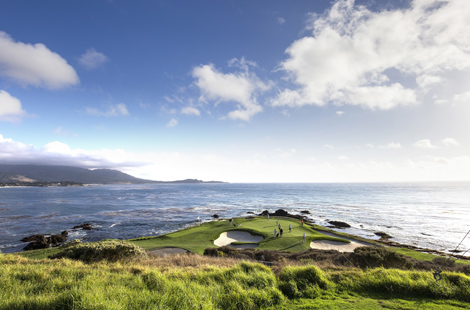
[413,139,437,149]
[181,106,200,116]
[336,110,344,116]
[324,144,335,149]
[380,142,401,149]
[441,137,460,146]
[273,0,470,110]
[192,58,271,121]
[277,17,286,25]
[0,90,25,122]
[167,118,178,127]
[416,74,442,89]
[78,48,109,69]
[0,135,145,169]
[338,155,349,160]
[0,31,79,89]
[86,103,129,117]
[453,91,470,103]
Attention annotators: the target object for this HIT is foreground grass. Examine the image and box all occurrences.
[1,253,469,309]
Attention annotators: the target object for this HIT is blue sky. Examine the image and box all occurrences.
[1,0,470,182]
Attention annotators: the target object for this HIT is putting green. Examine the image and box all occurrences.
[129,216,351,254]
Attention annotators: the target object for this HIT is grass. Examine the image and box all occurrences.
[129,216,347,254]
[1,253,469,309]
[4,215,470,309]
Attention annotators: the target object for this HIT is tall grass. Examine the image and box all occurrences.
[1,253,470,309]
[0,255,285,309]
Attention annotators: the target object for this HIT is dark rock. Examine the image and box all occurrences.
[260,210,269,216]
[21,234,46,242]
[246,211,254,214]
[300,210,310,214]
[375,232,393,239]
[328,221,351,228]
[50,231,68,245]
[22,231,68,251]
[72,223,93,230]
[23,235,49,251]
[272,209,289,216]
[212,214,219,219]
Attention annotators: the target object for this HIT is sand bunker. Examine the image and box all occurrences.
[214,230,264,248]
[148,247,189,256]
[310,240,371,252]
[310,230,373,252]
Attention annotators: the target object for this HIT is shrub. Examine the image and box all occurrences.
[350,247,413,269]
[49,240,147,263]
[61,239,82,249]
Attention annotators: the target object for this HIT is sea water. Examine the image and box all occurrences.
[1,182,469,255]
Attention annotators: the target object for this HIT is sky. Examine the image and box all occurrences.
[0,0,470,183]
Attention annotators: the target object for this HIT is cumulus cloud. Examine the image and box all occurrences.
[192,58,271,121]
[0,31,79,89]
[167,118,178,127]
[0,90,25,122]
[277,17,286,25]
[453,91,470,103]
[181,106,200,116]
[442,137,460,146]
[86,103,129,117]
[413,139,437,149]
[273,0,470,110]
[78,48,109,69]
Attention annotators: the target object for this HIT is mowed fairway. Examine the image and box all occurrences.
[129,216,349,254]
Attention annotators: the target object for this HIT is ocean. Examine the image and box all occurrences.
[1,182,469,255]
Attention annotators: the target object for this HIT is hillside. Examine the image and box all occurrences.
[0,164,224,185]
[0,164,153,184]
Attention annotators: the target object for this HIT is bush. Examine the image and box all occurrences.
[49,240,147,263]
[61,239,82,249]
[350,247,413,269]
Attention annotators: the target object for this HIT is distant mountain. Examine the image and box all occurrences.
[0,164,150,184]
[0,164,224,185]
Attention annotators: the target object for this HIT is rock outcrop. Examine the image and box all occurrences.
[22,231,68,251]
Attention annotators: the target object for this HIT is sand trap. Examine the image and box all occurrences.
[310,240,370,252]
[310,230,373,252]
[148,247,189,256]
[214,231,264,247]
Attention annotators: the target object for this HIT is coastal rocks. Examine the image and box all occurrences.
[22,231,68,251]
[375,232,393,239]
[259,209,309,222]
[328,221,351,228]
[300,210,310,214]
[72,223,93,230]
[212,214,219,219]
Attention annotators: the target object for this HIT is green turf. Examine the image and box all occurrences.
[129,216,348,254]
